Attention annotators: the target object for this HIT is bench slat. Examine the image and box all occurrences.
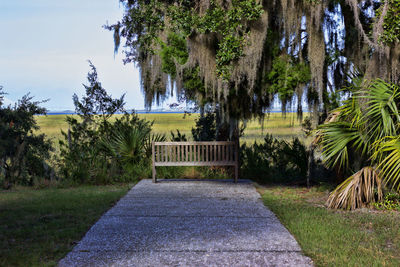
[154,141,235,145]
[155,161,236,167]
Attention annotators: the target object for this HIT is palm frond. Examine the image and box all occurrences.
[97,136,118,157]
[373,136,400,191]
[318,121,367,171]
[144,133,166,158]
[99,125,151,165]
[326,166,383,210]
[117,128,147,163]
[363,79,400,139]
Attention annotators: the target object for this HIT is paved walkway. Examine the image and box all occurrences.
[59,179,312,266]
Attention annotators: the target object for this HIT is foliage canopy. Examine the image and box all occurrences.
[108,0,400,126]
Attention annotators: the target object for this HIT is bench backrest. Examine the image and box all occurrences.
[151,141,239,182]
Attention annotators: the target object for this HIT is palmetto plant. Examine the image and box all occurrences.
[99,124,166,169]
[317,79,400,210]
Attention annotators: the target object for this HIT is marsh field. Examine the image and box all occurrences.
[35,112,307,145]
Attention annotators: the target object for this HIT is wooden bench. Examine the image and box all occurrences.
[152,141,239,183]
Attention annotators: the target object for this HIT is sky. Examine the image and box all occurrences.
[0,0,175,111]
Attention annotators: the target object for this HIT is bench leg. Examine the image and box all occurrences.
[152,141,157,183]
[152,166,157,183]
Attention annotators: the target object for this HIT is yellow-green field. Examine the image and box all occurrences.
[35,112,306,145]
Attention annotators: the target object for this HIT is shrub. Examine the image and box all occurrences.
[192,112,217,141]
[58,62,163,184]
[373,192,400,211]
[170,129,187,141]
[0,88,54,189]
[240,134,331,184]
[98,117,167,181]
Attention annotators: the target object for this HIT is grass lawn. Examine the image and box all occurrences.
[0,185,131,266]
[2,181,399,266]
[259,186,400,266]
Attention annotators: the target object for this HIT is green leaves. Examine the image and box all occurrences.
[98,116,166,175]
[0,90,52,188]
[59,62,166,184]
[318,79,400,209]
[112,0,263,80]
[105,0,166,61]
[215,35,245,79]
[318,79,400,173]
[319,121,360,171]
[159,32,188,78]
[373,137,400,191]
[363,79,400,139]
[73,61,125,122]
[170,0,263,80]
[266,55,311,105]
[377,0,400,44]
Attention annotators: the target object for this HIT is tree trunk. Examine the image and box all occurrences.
[306,143,314,188]
[307,109,320,188]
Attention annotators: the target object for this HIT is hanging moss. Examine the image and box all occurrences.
[108,0,400,124]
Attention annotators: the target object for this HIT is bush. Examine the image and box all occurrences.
[98,116,167,181]
[192,112,217,141]
[58,62,164,185]
[240,134,332,184]
[191,111,236,141]
[170,129,187,141]
[374,192,400,211]
[0,88,54,189]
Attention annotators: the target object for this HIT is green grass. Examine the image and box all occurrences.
[35,112,305,145]
[0,185,131,266]
[259,186,400,266]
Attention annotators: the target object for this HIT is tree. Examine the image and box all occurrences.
[107,0,400,133]
[72,61,125,127]
[59,62,127,183]
[0,87,53,189]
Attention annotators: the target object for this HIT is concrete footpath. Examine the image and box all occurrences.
[59,179,313,266]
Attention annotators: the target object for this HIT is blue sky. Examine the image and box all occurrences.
[0,0,174,111]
